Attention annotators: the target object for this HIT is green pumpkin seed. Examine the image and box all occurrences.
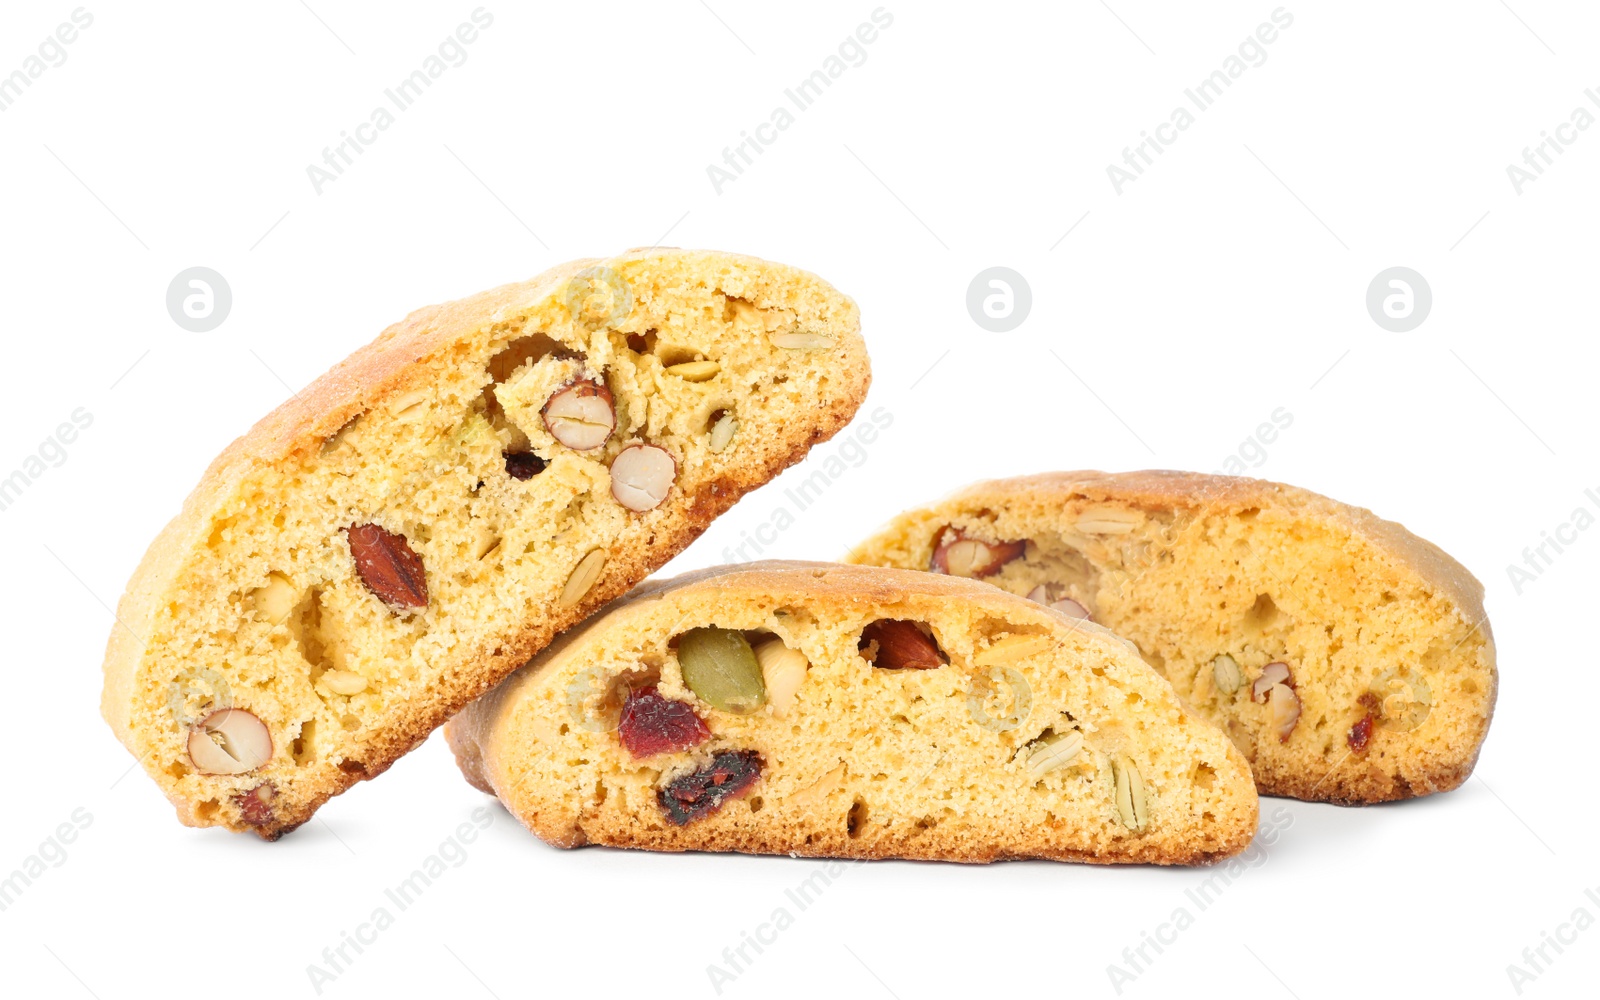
[678,627,766,714]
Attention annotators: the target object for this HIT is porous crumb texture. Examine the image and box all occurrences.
[446,562,1258,865]
[845,471,1497,804]
[100,249,869,838]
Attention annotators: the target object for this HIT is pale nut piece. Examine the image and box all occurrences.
[387,388,431,420]
[541,380,616,451]
[187,709,273,776]
[708,411,737,454]
[1025,730,1084,780]
[1050,598,1091,621]
[1253,661,1293,700]
[726,298,761,326]
[1111,754,1150,831]
[975,633,1052,667]
[1212,654,1243,695]
[753,638,809,718]
[320,670,368,696]
[769,331,835,350]
[251,572,297,626]
[1026,584,1049,603]
[470,522,501,561]
[1268,682,1301,742]
[1074,505,1144,535]
[790,762,846,807]
[559,548,607,607]
[610,444,676,512]
[664,360,720,382]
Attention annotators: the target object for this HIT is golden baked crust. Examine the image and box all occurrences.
[447,561,1259,865]
[102,249,869,838]
[845,471,1496,805]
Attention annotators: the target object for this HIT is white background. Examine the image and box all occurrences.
[1,2,1594,997]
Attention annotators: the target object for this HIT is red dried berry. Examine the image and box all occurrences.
[618,686,710,759]
[1349,692,1380,753]
[234,782,276,826]
[504,451,546,480]
[657,749,763,825]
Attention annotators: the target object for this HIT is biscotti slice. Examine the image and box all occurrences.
[101,249,868,838]
[846,471,1496,804]
[445,561,1258,864]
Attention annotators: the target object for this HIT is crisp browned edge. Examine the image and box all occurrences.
[844,470,1499,806]
[446,560,1261,866]
[100,250,870,839]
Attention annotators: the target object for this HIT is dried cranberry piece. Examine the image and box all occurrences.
[657,749,763,826]
[1348,692,1379,752]
[618,686,710,759]
[504,451,546,480]
[1348,715,1374,752]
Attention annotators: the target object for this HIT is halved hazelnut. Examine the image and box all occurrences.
[610,444,676,512]
[859,619,946,670]
[188,708,273,775]
[541,380,615,451]
[930,528,1025,578]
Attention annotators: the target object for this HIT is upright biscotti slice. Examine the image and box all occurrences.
[446,562,1257,864]
[846,472,1496,804]
[101,249,868,838]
